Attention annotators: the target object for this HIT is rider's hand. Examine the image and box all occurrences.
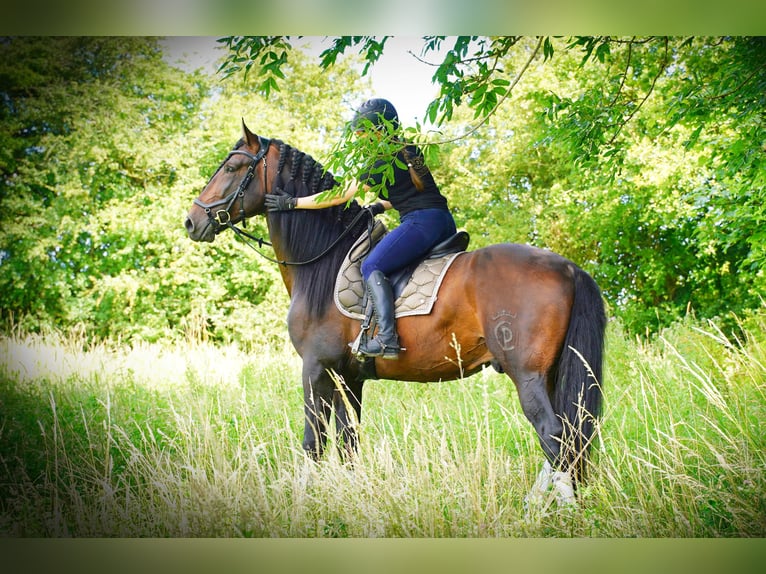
[364,202,386,216]
[265,189,297,211]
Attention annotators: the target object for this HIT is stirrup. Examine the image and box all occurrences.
[358,337,402,359]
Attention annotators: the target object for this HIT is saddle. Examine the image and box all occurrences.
[334,220,470,320]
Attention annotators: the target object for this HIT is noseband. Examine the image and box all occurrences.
[193,136,271,233]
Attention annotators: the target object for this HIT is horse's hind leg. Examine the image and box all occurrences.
[512,370,575,506]
[514,370,562,463]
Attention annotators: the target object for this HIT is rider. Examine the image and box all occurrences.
[265,98,457,359]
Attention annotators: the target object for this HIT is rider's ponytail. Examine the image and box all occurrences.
[402,146,428,192]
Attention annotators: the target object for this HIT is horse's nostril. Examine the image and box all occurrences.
[184,216,194,234]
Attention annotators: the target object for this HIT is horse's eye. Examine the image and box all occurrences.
[224,165,237,173]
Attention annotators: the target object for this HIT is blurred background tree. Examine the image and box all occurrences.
[0,37,367,347]
[2,36,763,345]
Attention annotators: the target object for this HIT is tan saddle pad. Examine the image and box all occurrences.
[334,221,464,320]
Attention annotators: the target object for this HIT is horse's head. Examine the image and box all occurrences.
[185,121,272,243]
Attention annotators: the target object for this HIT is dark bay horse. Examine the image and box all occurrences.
[185,122,606,502]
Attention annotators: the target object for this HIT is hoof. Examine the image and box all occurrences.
[524,460,576,514]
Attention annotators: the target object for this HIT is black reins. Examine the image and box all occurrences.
[228,206,375,267]
[197,137,375,267]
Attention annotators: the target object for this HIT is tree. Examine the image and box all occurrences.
[217,36,766,333]
[530,37,766,331]
[0,37,369,346]
[1,37,206,334]
[3,36,763,341]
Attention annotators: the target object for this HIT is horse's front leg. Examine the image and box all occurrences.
[333,376,364,458]
[301,359,334,459]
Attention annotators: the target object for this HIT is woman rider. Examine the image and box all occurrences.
[265,98,457,359]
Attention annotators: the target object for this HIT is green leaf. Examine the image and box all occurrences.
[684,125,703,150]
[543,37,555,61]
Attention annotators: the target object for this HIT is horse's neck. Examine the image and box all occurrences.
[269,211,354,318]
[268,142,350,264]
[266,148,364,316]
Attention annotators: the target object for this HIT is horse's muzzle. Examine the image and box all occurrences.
[184,214,215,243]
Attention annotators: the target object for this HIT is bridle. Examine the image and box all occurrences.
[193,136,271,234]
[194,135,375,266]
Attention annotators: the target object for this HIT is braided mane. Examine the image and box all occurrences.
[268,139,368,319]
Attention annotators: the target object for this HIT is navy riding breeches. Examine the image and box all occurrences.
[361,208,457,280]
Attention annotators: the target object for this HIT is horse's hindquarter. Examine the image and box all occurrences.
[376,243,576,382]
[472,244,575,373]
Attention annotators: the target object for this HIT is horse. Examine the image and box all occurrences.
[185,121,607,504]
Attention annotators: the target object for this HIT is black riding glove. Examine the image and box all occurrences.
[265,189,297,211]
[365,202,386,216]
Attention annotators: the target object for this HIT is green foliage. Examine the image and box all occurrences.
[2,36,764,342]
[0,37,367,347]
[319,36,390,76]
[333,35,761,333]
[527,37,766,331]
[217,36,293,96]
[1,37,207,335]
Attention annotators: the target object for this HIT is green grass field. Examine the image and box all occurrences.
[1,316,764,537]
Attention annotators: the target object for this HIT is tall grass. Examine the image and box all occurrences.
[1,315,764,537]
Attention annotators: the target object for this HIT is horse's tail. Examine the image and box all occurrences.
[552,266,606,483]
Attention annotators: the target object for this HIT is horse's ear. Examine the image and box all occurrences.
[242,119,259,149]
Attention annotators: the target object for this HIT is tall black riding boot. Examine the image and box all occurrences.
[359,270,401,359]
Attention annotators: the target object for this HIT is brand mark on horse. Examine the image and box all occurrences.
[493,310,517,351]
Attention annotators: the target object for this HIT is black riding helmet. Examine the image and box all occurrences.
[351,98,400,132]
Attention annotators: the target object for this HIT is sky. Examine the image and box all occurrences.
[161,36,444,127]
